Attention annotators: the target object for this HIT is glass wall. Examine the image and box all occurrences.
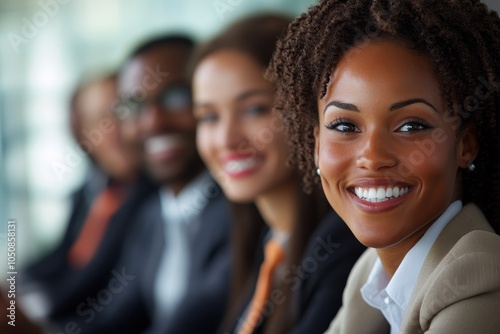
[0,0,318,267]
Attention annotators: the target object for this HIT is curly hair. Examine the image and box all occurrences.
[267,0,500,231]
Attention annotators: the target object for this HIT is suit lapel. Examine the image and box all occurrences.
[402,204,493,330]
[137,192,165,316]
[189,183,230,272]
[409,204,492,296]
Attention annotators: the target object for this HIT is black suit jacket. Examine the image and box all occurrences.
[148,184,233,334]
[19,171,158,331]
[69,179,232,334]
[22,166,108,281]
[290,210,366,334]
[228,210,365,334]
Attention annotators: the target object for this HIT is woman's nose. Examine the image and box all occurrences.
[217,116,245,150]
[355,129,398,171]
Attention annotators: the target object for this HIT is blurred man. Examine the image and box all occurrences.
[61,35,232,334]
[64,74,140,264]
[19,74,157,333]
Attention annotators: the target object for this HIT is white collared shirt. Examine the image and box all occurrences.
[270,229,291,285]
[360,200,462,334]
[153,170,213,322]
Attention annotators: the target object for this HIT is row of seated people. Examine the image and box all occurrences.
[17,13,365,334]
[11,0,500,333]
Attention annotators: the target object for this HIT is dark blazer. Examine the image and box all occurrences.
[22,166,109,282]
[326,203,500,334]
[68,179,232,334]
[228,210,365,334]
[148,184,233,334]
[19,170,158,326]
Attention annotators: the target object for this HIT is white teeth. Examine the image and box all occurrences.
[354,186,409,201]
[145,135,184,154]
[225,158,259,174]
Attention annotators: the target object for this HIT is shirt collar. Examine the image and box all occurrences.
[387,200,462,310]
[159,170,213,224]
[361,200,462,325]
[263,229,291,254]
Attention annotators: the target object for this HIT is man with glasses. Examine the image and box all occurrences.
[72,36,232,333]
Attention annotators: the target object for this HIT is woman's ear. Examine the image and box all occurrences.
[458,126,479,169]
[314,125,320,168]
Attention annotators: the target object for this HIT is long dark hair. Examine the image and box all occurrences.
[191,13,331,333]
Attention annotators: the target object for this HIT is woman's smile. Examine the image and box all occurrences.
[221,154,265,178]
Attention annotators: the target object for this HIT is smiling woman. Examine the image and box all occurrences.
[317,40,471,257]
[190,13,365,334]
[268,0,500,333]
[194,49,292,204]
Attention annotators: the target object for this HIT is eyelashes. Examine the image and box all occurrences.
[325,118,359,133]
[196,112,218,124]
[324,117,434,133]
[396,118,433,132]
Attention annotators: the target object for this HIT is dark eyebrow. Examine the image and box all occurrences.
[193,102,210,110]
[324,98,439,114]
[323,101,359,114]
[236,89,273,102]
[194,89,272,110]
[389,98,438,112]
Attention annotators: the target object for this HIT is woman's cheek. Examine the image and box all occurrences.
[319,137,353,177]
[196,129,213,166]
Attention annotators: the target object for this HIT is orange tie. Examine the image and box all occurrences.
[67,185,124,268]
[238,239,285,334]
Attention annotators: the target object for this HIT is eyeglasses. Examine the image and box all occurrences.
[114,84,192,120]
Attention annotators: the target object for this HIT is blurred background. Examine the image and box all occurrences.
[1,0,499,270]
[0,0,319,269]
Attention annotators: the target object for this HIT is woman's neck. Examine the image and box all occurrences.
[255,177,298,234]
[376,226,429,278]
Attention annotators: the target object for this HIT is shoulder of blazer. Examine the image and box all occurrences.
[401,203,500,332]
[191,182,231,270]
[199,181,230,226]
[411,203,495,294]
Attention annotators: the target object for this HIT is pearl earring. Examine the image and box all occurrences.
[467,161,476,172]
[316,168,321,176]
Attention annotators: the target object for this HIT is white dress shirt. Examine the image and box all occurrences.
[153,171,213,322]
[360,200,462,334]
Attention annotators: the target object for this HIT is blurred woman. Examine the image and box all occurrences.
[191,14,365,334]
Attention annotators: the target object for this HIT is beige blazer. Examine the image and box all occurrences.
[325,203,500,334]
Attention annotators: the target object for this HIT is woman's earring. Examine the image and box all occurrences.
[467,161,476,172]
[316,168,321,176]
